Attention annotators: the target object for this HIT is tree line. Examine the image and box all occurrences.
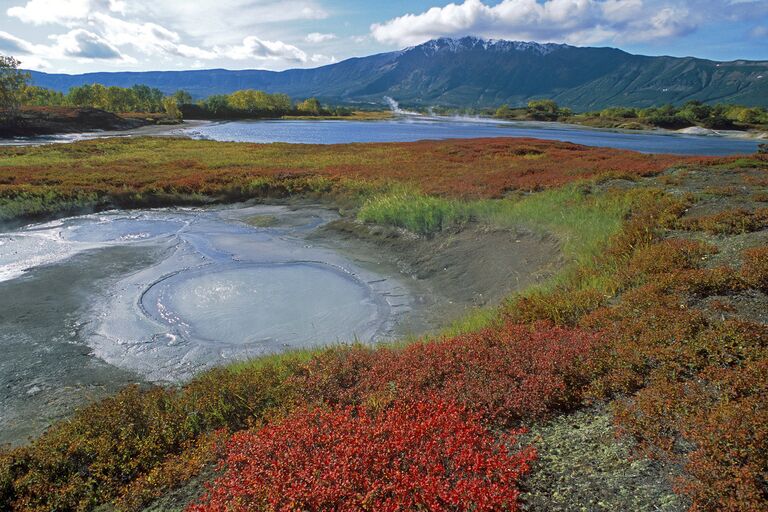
[181,91,352,119]
[494,99,768,129]
[22,85,350,119]
[1,54,349,123]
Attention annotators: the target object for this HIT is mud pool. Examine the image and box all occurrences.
[0,205,412,445]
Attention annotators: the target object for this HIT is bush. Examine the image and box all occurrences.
[0,358,301,512]
[741,247,768,292]
[677,208,768,235]
[293,322,600,426]
[614,358,768,512]
[623,238,717,281]
[188,399,535,512]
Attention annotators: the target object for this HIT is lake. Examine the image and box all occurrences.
[183,116,763,156]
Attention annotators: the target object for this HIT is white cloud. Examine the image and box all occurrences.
[306,32,337,43]
[370,0,703,47]
[7,0,92,25]
[0,27,129,63]
[129,0,329,45]
[15,54,51,69]
[601,0,643,23]
[624,7,694,42]
[90,13,184,56]
[4,0,326,70]
[51,28,125,59]
[221,36,308,62]
[310,53,336,64]
[0,30,37,54]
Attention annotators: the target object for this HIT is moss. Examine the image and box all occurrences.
[521,406,685,512]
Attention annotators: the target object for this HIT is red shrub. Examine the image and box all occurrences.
[292,322,600,426]
[677,208,768,235]
[188,399,535,512]
[741,246,768,292]
[623,238,717,280]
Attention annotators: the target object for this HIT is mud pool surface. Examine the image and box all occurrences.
[0,203,562,446]
[0,205,414,445]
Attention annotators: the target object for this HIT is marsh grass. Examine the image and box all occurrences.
[357,187,482,234]
[358,183,644,335]
[359,183,637,266]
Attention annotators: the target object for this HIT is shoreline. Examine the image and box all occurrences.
[3,113,766,149]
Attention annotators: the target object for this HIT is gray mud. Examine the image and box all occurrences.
[0,204,562,446]
[310,220,563,332]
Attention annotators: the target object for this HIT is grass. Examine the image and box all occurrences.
[357,182,646,336]
[359,183,639,267]
[357,188,481,234]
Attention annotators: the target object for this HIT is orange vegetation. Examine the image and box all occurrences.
[0,137,710,206]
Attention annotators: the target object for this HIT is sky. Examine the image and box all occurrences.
[0,0,766,74]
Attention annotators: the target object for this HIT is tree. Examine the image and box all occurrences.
[227,89,292,116]
[0,55,30,126]
[105,86,133,112]
[67,84,95,107]
[494,104,513,119]
[202,95,230,116]
[172,90,192,106]
[679,100,712,123]
[21,85,64,107]
[131,84,164,112]
[527,99,560,121]
[296,97,322,115]
[66,83,108,109]
[162,96,182,120]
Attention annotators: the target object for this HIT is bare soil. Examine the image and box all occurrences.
[310,219,563,333]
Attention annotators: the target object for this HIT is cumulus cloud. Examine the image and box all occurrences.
[306,32,337,43]
[310,53,337,64]
[370,0,711,46]
[626,7,694,41]
[0,26,129,63]
[2,0,332,71]
[129,0,329,44]
[15,54,51,69]
[52,28,125,59]
[7,0,92,25]
[0,30,37,54]
[221,36,308,62]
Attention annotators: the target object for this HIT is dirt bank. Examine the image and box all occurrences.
[0,106,180,138]
[310,219,563,333]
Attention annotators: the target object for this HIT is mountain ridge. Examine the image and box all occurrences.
[27,36,768,110]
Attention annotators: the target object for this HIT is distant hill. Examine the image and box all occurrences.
[28,37,768,111]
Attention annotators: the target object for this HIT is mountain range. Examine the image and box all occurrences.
[28,37,768,111]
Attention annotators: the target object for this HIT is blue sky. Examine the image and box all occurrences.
[0,0,766,73]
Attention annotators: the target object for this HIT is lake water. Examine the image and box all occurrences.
[183,117,762,156]
[0,205,411,444]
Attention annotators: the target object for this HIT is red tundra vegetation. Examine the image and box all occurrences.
[290,322,600,426]
[0,136,710,219]
[189,399,535,512]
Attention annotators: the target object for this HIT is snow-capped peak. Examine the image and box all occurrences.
[411,36,569,56]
